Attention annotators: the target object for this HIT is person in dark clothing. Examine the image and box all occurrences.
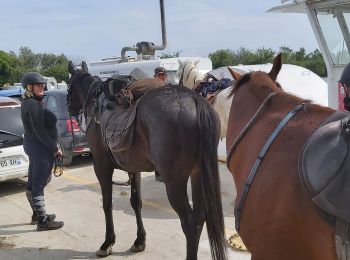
[21,72,64,231]
[340,63,350,111]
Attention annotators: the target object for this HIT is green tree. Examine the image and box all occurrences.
[42,63,69,83]
[304,49,327,77]
[41,53,69,70]
[254,48,275,64]
[208,46,327,77]
[208,49,236,69]
[0,51,18,86]
[235,48,256,65]
[17,46,40,69]
[279,46,295,64]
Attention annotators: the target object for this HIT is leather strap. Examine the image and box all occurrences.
[235,102,306,232]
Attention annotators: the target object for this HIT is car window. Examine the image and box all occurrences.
[0,106,23,135]
[47,95,58,112]
[0,106,24,147]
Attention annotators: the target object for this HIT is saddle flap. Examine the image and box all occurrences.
[300,116,350,220]
[100,98,141,152]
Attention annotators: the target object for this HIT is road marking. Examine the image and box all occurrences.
[62,172,100,187]
[142,199,176,215]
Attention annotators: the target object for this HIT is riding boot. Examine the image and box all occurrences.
[26,189,35,212]
[37,217,64,231]
[32,195,63,231]
[26,190,56,224]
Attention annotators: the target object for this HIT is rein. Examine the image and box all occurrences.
[228,98,307,232]
[53,155,64,177]
[226,92,277,167]
[185,66,196,86]
[179,66,185,85]
[82,79,99,113]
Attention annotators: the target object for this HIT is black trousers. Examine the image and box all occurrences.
[23,138,54,198]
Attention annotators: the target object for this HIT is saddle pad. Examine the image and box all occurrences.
[299,114,350,220]
[100,98,141,152]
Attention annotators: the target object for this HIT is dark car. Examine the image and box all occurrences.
[42,90,90,165]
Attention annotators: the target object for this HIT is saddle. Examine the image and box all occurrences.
[299,111,350,221]
[103,75,135,101]
[99,78,165,152]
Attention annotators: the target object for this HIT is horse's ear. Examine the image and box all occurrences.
[269,53,282,81]
[227,67,241,81]
[194,60,199,66]
[81,61,88,73]
[178,60,184,67]
[68,61,76,75]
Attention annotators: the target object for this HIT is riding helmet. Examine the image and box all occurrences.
[340,63,350,85]
[21,72,46,89]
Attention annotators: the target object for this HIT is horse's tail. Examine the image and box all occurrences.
[195,96,228,260]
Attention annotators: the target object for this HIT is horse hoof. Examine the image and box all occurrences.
[96,246,113,257]
[130,243,146,253]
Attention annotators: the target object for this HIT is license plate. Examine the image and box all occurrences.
[0,157,22,168]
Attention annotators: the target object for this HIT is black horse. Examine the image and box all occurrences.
[67,62,228,260]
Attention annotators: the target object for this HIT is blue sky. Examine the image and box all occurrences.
[0,0,318,62]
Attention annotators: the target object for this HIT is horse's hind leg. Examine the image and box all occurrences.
[128,172,146,253]
[190,170,206,255]
[95,164,115,257]
[165,178,198,260]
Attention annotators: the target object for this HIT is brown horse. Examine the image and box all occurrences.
[67,62,228,260]
[226,54,339,259]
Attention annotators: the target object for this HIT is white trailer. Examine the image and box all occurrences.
[211,64,328,106]
[88,56,212,84]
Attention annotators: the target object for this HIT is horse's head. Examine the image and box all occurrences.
[230,53,283,98]
[67,61,90,116]
[176,60,203,88]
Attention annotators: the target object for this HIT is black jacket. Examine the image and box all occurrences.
[21,96,58,153]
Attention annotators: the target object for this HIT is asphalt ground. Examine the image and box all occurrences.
[0,154,251,260]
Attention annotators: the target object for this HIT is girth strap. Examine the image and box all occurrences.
[235,102,306,232]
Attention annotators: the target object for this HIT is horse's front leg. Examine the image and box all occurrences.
[95,164,115,257]
[129,172,146,253]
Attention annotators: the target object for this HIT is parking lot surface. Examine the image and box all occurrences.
[0,156,251,260]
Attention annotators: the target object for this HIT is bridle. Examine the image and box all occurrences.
[226,77,307,232]
[226,92,277,166]
[179,63,197,87]
[67,73,101,122]
[178,64,185,85]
